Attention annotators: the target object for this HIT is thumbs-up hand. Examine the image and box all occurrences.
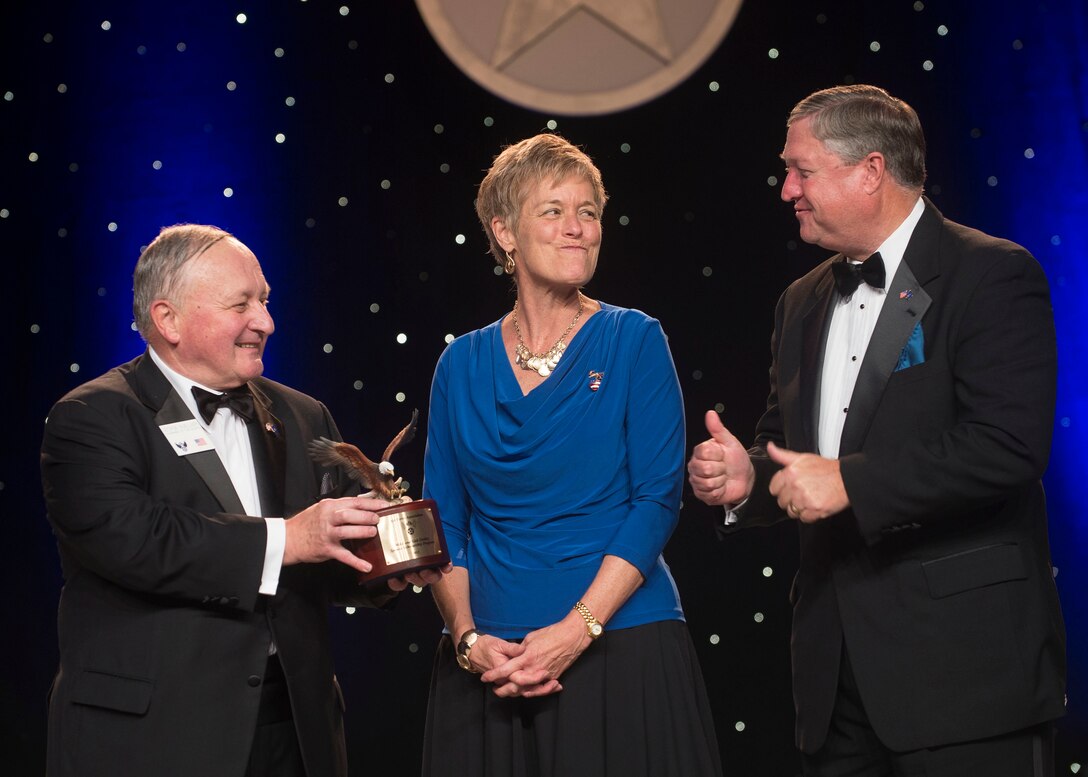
[766,441,849,522]
[687,410,756,506]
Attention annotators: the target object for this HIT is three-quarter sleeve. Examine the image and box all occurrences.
[422,347,472,567]
[604,319,684,577]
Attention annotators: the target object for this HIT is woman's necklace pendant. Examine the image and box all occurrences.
[512,298,581,379]
[516,340,567,377]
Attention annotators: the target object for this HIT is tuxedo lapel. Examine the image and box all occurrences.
[247,382,286,517]
[127,351,248,515]
[153,386,247,515]
[839,201,941,454]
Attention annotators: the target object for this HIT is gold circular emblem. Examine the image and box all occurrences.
[414,0,745,116]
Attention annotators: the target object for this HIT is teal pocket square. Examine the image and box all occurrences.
[896,322,925,371]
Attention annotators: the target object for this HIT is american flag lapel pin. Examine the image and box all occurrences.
[899,289,914,300]
[588,371,604,391]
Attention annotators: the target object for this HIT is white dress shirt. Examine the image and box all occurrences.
[723,197,925,525]
[149,348,285,595]
[817,197,925,458]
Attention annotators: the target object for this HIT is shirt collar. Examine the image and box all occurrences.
[868,196,925,289]
[148,346,223,427]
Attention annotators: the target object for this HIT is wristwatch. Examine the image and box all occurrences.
[573,601,604,640]
[455,629,481,673]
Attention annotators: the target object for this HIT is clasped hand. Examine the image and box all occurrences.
[472,615,591,698]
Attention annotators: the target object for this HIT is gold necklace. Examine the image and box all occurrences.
[512,296,584,378]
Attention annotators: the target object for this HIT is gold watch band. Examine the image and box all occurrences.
[573,601,604,640]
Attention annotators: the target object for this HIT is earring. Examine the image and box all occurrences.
[503,252,516,275]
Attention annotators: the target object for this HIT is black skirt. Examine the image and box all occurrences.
[422,619,723,777]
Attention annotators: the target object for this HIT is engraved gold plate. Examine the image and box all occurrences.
[350,499,449,584]
[377,504,443,564]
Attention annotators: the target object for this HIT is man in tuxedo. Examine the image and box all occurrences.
[41,224,446,777]
[688,85,1066,775]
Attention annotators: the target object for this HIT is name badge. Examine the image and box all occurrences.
[160,419,216,456]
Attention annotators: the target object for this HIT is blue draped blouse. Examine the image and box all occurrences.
[422,303,686,639]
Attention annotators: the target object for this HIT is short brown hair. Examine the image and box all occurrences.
[475,134,608,268]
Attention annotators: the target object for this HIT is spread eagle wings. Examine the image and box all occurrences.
[306,409,419,499]
[382,407,419,462]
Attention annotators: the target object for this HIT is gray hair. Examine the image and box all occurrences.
[789,84,927,189]
[475,133,607,270]
[132,224,232,340]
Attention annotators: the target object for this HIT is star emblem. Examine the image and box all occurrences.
[492,0,673,69]
[414,0,743,114]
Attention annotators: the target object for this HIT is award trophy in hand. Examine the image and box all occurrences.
[308,409,448,584]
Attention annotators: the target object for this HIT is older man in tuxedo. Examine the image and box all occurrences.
[688,85,1066,775]
[41,224,445,777]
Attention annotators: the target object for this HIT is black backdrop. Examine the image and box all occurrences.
[2,1,1085,775]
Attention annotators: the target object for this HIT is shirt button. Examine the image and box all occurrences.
[843,407,849,414]
[247,675,262,687]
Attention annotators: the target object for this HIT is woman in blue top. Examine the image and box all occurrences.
[421,134,722,776]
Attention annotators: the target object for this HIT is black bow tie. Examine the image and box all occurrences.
[192,386,255,424]
[831,252,886,298]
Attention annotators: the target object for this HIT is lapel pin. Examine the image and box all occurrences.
[899,289,914,300]
[588,371,604,391]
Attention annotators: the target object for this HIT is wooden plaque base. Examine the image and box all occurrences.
[350,498,449,585]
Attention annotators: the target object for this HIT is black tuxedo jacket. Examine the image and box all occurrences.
[726,199,1066,753]
[41,352,387,777]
